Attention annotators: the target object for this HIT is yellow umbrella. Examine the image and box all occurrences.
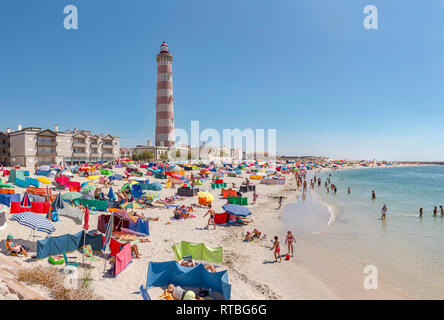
[37,177,52,185]
[86,175,100,180]
[197,191,214,202]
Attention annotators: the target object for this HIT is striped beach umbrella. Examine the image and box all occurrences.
[120,202,145,209]
[142,192,159,203]
[11,211,56,234]
[102,213,114,253]
[20,192,31,209]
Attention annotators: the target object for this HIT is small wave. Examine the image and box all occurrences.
[310,190,338,228]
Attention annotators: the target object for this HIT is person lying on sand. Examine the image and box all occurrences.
[131,211,159,221]
[178,258,217,272]
[161,284,204,301]
[244,232,253,242]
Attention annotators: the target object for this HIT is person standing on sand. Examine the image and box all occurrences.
[253,192,258,204]
[381,205,387,220]
[419,208,423,218]
[372,190,376,200]
[272,236,282,263]
[277,196,284,209]
[203,204,216,230]
[285,231,296,257]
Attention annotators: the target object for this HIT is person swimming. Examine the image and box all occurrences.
[433,206,438,217]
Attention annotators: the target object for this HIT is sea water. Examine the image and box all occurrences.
[282,165,444,299]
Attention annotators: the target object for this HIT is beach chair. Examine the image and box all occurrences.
[63,252,80,267]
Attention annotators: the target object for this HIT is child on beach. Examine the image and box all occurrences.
[272,236,282,263]
[285,231,296,257]
[203,204,216,230]
[381,205,387,220]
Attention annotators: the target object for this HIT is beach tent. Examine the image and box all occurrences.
[36,230,103,259]
[108,188,116,201]
[172,241,223,266]
[61,192,83,201]
[143,261,231,300]
[0,206,6,230]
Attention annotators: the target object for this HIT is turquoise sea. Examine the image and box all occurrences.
[282,165,444,299]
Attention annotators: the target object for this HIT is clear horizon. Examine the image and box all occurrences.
[1,0,443,161]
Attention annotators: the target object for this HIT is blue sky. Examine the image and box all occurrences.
[1,0,444,161]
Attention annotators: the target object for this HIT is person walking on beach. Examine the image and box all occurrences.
[433,206,438,217]
[253,192,258,204]
[272,236,282,263]
[203,204,216,230]
[285,231,296,257]
[372,190,376,200]
[381,205,387,220]
[419,208,423,218]
[277,196,284,209]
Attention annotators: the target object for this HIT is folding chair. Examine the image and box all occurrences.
[63,252,80,267]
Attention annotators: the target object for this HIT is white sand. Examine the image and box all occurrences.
[0,165,406,300]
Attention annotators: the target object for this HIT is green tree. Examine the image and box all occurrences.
[159,152,169,162]
[141,151,154,162]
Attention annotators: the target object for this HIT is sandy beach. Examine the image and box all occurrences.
[0,164,411,300]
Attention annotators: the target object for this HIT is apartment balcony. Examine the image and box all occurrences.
[37,150,57,157]
[73,142,87,148]
[72,152,88,158]
[90,153,100,157]
[90,143,99,148]
[37,140,57,147]
[102,153,115,157]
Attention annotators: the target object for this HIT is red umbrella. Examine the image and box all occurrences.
[83,206,90,230]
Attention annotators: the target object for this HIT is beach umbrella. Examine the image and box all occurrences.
[121,202,145,209]
[142,192,159,203]
[11,211,56,234]
[61,192,83,201]
[86,175,100,180]
[197,191,214,202]
[102,213,114,252]
[39,165,51,171]
[222,204,251,217]
[108,187,116,201]
[0,182,14,189]
[52,193,65,210]
[20,192,31,209]
[61,171,74,177]
[81,185,96,193]
[37,177,52,185]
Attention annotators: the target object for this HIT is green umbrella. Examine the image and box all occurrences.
[120,202,145,209]
[81,185,96,193]
[61,192,84,201]
[0,182,15,189]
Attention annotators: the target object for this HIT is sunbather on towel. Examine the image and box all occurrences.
[178,258,217,272]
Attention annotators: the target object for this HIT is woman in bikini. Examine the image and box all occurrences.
[203,204,216,230]
[272,236,282,263]
[285,231,296,257]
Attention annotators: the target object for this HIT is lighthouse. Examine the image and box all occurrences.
[155,41,175,147]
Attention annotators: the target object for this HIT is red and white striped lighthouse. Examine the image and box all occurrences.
[155,41,175,147]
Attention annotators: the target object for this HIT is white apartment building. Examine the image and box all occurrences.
[1,124,120,167]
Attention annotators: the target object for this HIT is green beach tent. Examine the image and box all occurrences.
[172,241,223,266]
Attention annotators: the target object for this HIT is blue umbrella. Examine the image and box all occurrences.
[12,211,56,234]
[222,204,252,217]
[20,192,31,208]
